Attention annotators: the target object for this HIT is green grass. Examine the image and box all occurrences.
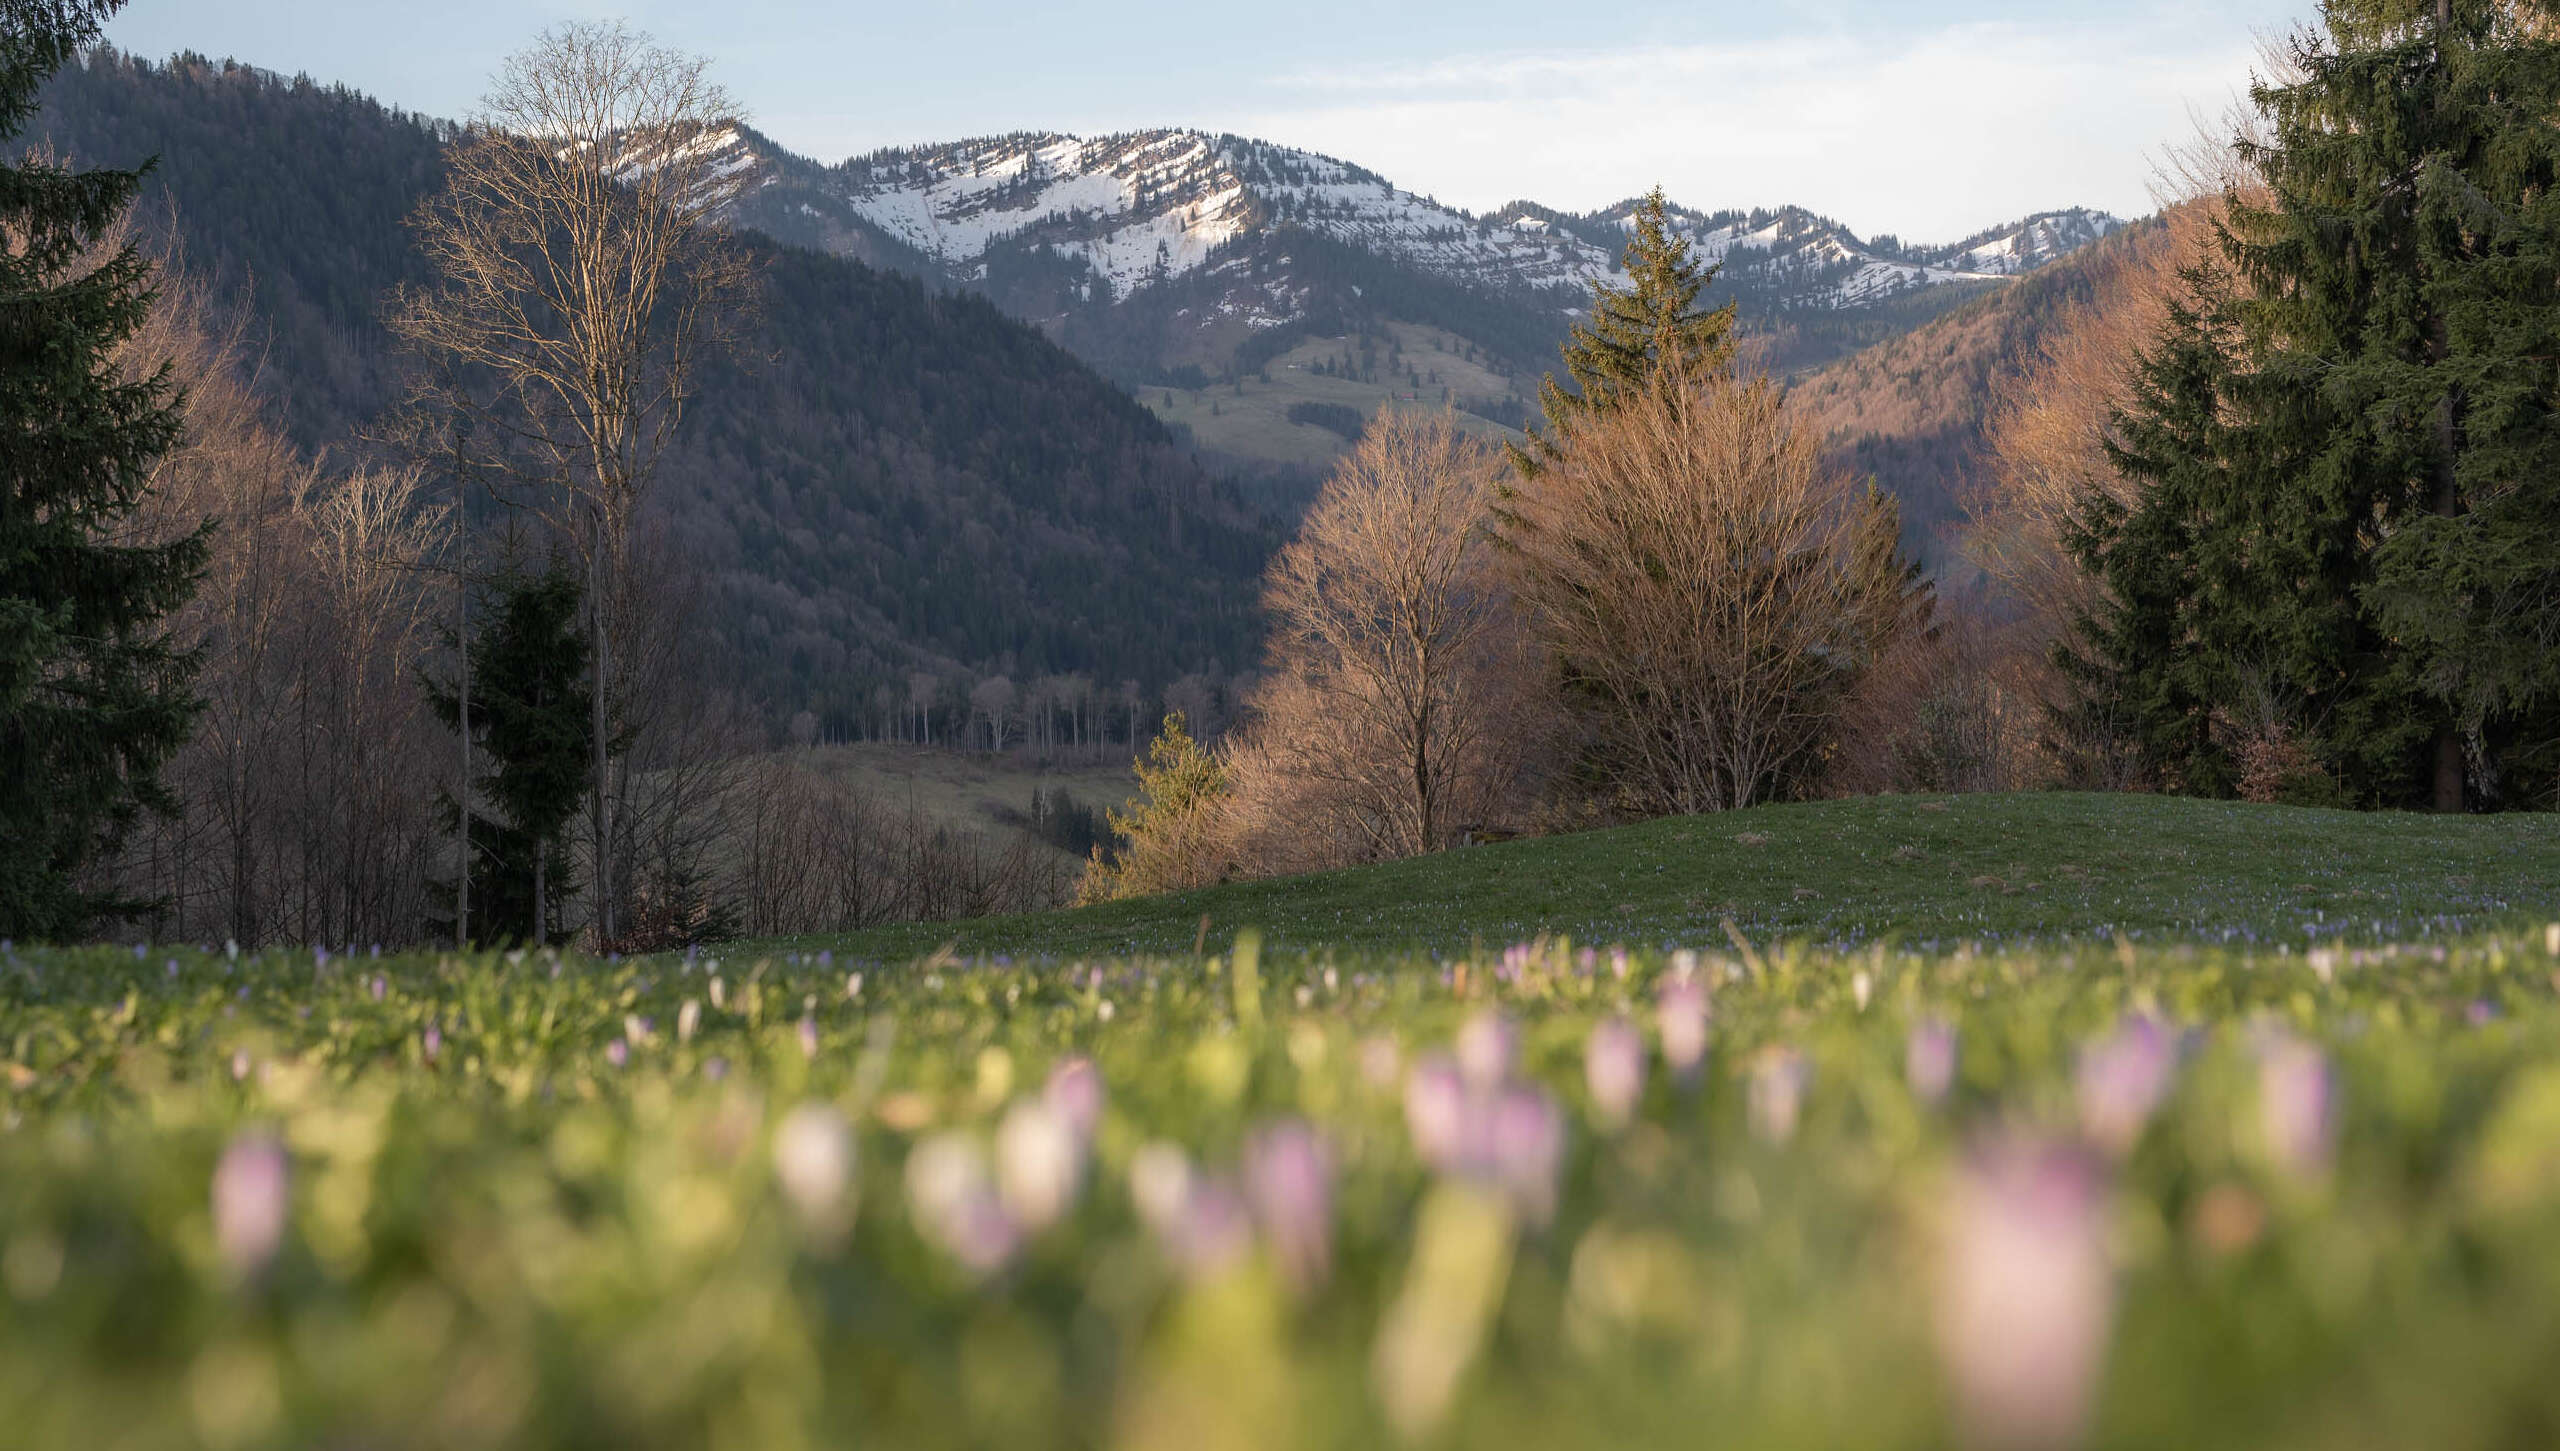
[797,742,1136,863]
[13,923,2560,1448]
[784,792,2560,962]
[1143,322,1527,469]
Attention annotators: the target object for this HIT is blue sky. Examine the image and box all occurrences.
[103,0,2317,240]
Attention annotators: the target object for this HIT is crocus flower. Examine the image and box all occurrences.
[1243,1120,1333,1293]
[1456,1012,1518,1092]
[605,1038,629,1070]
[212,1133,290,1280]
[1490,1085,1567,1224]
[798,1015,820,1061]
[1936,1139,2115,1451]
[367,974,385,1002]
[1359,1034,1404,1092]
[774,1103,856,1238]
[1585,1017,1647,1130]
[1131,1142,1250,1279]
[1748,1047,1812,1145]
[230,1049,252,1082]
[1405,1054,1470,1168]
[994,1099,1085,1231]
[677,999,701,1044]
[1042,1056,1106,1143]
[1658,979,1711,1083]
[1908,1019,1960,1106]
[906,1134,1020,1275]
[2075,1017,2178,1157]
[2257,1036,2338,1181]
[421,1026,441,1065]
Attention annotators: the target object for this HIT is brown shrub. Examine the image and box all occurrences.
[1497,358,1918,816]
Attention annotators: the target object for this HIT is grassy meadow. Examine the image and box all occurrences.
[9,794,2560,1448]
[785,793,2560,962]
[1144,323,1527,469]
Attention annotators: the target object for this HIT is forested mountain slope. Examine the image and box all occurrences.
[33,50,1270,729]
[1790,216,2175,553]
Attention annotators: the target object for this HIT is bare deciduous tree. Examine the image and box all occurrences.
[389,20,754,945]
[1227,410,1549,870]
[1499,357,1917,816]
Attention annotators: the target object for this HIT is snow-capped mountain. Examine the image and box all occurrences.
[709,124,2122,380]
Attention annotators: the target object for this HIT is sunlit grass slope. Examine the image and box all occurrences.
[788,793,2560,961]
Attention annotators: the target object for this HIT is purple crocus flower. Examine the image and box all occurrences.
[906,1134,1021,1275]
[797,1015,820,1061]
[773,1103,856,1238]
[995,1099,1086,1231]
[2075,1016,2179,1157]
[1042,1056,1106,1143]
[2258,1036,2339,1181]
[1359,1034,1404,1092]
[421,1026,441,1065]
[1490,1085,1567,1224]
[1585,1017,1648,1130]
[1243,1120,1334,1293]
[367,974,385,1002]
[212,1133,290,1280]
[1748,1047,1813,1145]
[1406,1053,1470,1169]
[1131,1142,1252,1279]
[1455,1012,1518,1092]
[605,1038,628,1070]
[1936,1138,2115,1451]
[1658,979,1711,1083]
[1908,1019,1960,1106]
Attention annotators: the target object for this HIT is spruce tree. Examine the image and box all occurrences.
[2070,0,2560,810]
[1510,188,1737,476]
[0,0,206,937]
[426,567,593,946]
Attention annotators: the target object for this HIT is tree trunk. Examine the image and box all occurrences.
[587,508,616,944]
[457,573,472,948]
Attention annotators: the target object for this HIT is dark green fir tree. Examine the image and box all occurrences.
[427,567,593,947]
[1510,188,1737,477]
[2069,0,2560,811]
[0,0,206,937]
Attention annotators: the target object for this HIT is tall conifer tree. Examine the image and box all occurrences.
[2071,0,2560,810]
[426,567,594,946]
[0,0,205,936]
[1510,189,1737,476]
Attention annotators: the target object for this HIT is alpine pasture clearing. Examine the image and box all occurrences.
[8,794,2560,1447]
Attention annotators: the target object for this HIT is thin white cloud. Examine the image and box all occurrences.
[1223,19,2279,242]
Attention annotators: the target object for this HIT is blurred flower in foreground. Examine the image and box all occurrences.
[212,1133,290,1281]
[2256,1036,2338,1182]
[1244,1120,1333,1293]
[1456,1012,1518,1092]
[797,1015,820,1060]
[1373,1184,1517,1440]
[1405,1052,1569,1223]
[906,1134,1020,1276]
[1937,1138,2115,1451]
[995,1099,1086,1231]
[1585,1017,1647,1130]
[2075,1017,2178,1157]
[773,1103,856,1241]
[1043,1056,1106,1143]
[1359,1034,1404,1093]
[605,1038,628,1070]
[1131,1141,1252,1280]
[1658,978,1710,1083]
[1908,1019,1960,1106]
[1748,1047,1812,1145]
